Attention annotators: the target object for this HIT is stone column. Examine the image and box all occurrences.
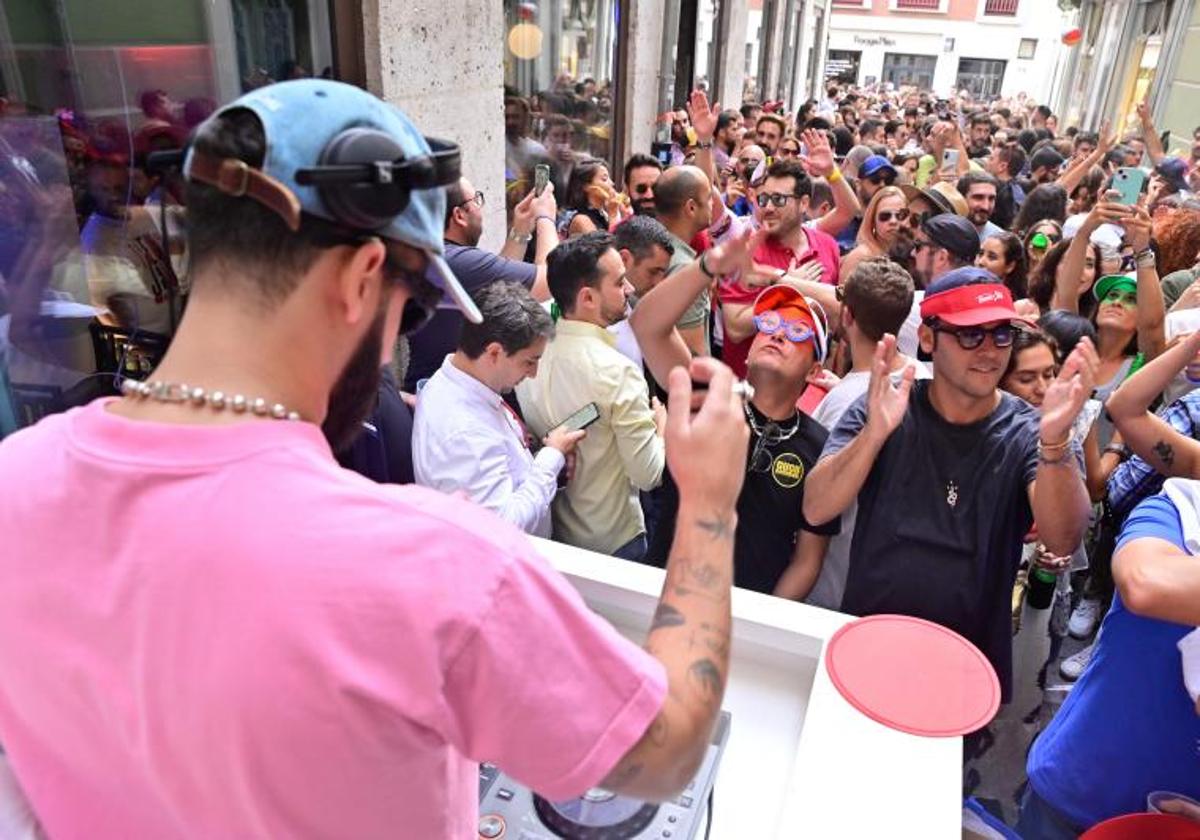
[362,0,507,251]
[716,0,749,109]
[622,0,669,169]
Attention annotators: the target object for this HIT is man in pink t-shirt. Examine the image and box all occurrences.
[0,81,752,838]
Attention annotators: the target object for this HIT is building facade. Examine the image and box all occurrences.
[825,0,1068,101]
[1050,0,1196,155]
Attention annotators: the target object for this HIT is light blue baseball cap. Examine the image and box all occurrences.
[184,79,480,322]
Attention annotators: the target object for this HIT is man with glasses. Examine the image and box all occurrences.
[633,260,840,598]
[622,153,662,216]
[895,213,981,358]
[804,267,1097,704]
[403,174,557,391]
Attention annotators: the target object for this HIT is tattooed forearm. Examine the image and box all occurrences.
[695,515,735,541]
[1153,440,1176,468]
[649,602,686,630]
[687,658,723,700]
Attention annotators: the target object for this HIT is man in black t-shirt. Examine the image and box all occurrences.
[632,243,839,597]
[804,267,1097,700]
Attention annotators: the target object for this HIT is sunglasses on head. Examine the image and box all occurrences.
[753,310,814,343]
[933,322,1016,350]
[877,208,910,223]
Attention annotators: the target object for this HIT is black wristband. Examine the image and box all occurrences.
[698,251,715,279]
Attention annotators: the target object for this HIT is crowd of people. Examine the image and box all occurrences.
[1,66,1200,837]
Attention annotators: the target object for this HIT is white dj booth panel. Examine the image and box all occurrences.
[538,537,963,840]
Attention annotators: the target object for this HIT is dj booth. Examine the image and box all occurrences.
[521,537,964,839]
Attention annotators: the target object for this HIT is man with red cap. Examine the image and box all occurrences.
[804,266,1098,704]
[632,234,840,599]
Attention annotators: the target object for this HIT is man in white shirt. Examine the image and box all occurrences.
[413,282,584,537]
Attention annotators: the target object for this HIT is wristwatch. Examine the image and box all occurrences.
[697,139,714,149]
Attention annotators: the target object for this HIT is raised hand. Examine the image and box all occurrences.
[864,334,915,442]
[797,128,835,178]
[704,227,767,277]
[687,89,720,143]
[1123,205,1153,251]
[666,357,749,511]
[1040,337,1099,443]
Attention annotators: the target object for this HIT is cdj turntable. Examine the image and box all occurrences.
[477,711,731,840]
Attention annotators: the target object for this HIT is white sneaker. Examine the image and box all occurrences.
[1068,597,1102,639]
[1060,643,1095,681]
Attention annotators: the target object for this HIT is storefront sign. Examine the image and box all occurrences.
[853,35,898,47]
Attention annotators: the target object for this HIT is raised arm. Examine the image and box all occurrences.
[797,128,862,235]
[1107,330,1200,479]
[600,358,748,800]
[500,185,559,300]
[1125,206,1166,362]
[803,335,914,525]
[1056,123,1112,198]
[630,227,762,389]
[687,89,720,187]
[1052,197,1133,312]
[1136,98,1167,167]
[1028,338,1099,556]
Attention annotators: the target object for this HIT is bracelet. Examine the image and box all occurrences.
[698,251,716,279]
[1038,434,1071,452]
[534,214,556,226]
[508,227,532,244]
[1038,449,1074,467]
[697,139,714,149]
[827,167,843,185]
[1136,251,1157,268]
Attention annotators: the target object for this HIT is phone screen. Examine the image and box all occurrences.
[534,164,550,196]
[559,402,600,432]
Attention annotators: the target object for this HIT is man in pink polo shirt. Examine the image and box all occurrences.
[712,158,841,377]
[0,81,751,838]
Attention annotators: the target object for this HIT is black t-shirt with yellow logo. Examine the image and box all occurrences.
[645,403,839,594]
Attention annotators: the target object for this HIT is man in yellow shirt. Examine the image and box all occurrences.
[517,232,665,559]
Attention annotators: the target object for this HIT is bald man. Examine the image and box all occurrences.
[652,165,714,357]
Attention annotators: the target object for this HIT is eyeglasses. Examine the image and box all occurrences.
[754,310,814,343]
[778,146,801,157]
[867,174,896,187]
[877,208,910,223]
[455,190,485,209]
[631,183,653,195]
[934,322,1016,350]
[1102,289,1137,308]
[756,192,800,208]
[909,210,929,228]
[748,422,785,473]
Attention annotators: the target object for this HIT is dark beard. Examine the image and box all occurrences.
[323,307,385,454]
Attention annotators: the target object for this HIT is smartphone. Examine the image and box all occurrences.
[558,402,600,432]
[533,163,550,196]
[940,148,960,175]
[1111,166,1147,206]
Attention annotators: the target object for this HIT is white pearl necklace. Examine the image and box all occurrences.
[120,379,303,421]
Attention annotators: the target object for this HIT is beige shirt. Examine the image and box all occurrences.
[516,318,664,553]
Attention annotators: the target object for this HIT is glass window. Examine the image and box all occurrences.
[1018,38,1037,60]
[881,53,937,89]
[502,0,618,216]
[956,57,1006,100]
[826,49,861,85]
[0,1,337,436]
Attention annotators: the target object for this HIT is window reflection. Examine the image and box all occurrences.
[503,0,617,221]
[0,1,337,433]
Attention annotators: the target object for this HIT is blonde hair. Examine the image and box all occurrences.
[856,186,908,254]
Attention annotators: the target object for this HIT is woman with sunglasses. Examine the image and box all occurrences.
[838,186,908,284]
[977,231,1029,299]
[777,136,802,159]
